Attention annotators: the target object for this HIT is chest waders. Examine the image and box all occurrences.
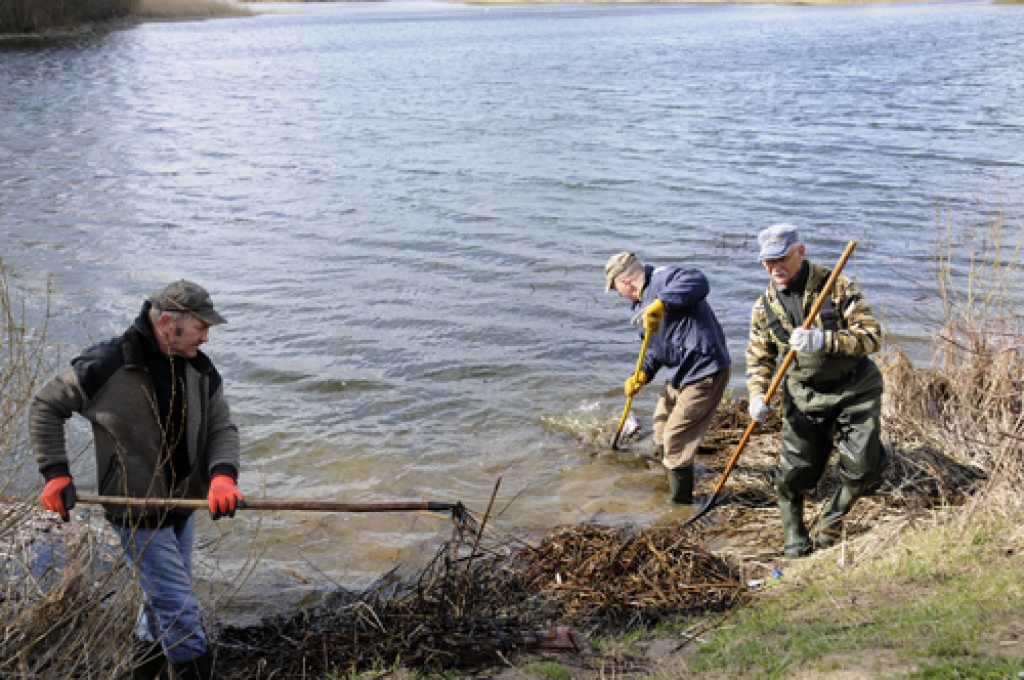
[682,242,859,534]
[766,290,888,556]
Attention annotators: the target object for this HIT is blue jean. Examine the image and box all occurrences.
[112,514,207,665]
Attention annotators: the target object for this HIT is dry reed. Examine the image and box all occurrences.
[0,260,144,678]
[133,0,251,19]
[881,206,1023,501]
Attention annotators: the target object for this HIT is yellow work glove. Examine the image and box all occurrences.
[624,371,648,397]
[643,299,666,333]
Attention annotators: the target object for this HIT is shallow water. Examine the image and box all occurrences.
[1,1,1022,588]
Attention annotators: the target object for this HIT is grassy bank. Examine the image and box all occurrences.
[683,508,1024,678]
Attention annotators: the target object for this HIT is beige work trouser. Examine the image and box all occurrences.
[653,367,731,471]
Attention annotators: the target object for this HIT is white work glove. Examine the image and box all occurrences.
[748,394,772,423]
[790,327,825,353]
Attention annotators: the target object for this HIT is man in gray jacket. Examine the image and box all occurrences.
[30,280,244,680]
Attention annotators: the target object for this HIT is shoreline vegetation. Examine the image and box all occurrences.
[2,0,1018,37]
[2,206,1021,678]
[0,0,251,36]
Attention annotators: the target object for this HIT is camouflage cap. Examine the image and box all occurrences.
[604,252,637,293]
[758,223,801,261]
[150,280,227,325]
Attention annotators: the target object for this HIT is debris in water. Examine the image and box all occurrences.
[215,521,744,677]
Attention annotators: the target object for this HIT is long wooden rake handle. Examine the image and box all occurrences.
[77,494,461,514]
[611,328,654,450]
[683,240,858,528]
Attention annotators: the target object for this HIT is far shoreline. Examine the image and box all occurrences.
[453,0,987,5]
[2,0,1015,42]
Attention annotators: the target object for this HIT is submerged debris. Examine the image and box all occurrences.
[215,521,744,677]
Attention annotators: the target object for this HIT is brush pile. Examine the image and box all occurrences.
[215,520,745,677]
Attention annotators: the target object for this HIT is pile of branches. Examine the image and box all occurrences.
[215,521,744,677]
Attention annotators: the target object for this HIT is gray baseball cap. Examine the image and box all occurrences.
[604,252,637,293]
[757,224,801,261]
[150,280,227,325]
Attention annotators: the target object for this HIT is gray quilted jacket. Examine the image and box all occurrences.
[30,303,240,525]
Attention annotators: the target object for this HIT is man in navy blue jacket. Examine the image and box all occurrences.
[605,252,732,504]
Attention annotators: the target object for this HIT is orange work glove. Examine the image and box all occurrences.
[643,299,666,333]
[624,371,648,397]
[208,474,245,520]
[41,475,77,522]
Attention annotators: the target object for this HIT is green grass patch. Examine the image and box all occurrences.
[687,514,1024,679]
[525,661,572,680]
[908,657,1023,679]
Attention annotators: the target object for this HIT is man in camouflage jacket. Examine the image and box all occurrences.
[746,225,889,558]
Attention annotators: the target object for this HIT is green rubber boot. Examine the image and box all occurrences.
[779,495,810,558]
[170,650,214,680]
[815,485,858,549]
[131,641,168,680]
[667,466,694,505]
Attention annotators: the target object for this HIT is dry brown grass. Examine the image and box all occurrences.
[0,260,143,677]
[133,0,251,19]
[881,206,1023,505]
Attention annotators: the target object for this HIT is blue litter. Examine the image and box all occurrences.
[772,568,783,579]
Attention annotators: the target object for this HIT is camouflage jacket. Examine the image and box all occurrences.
[745,261,882,397]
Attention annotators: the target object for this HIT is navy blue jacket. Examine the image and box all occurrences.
[634,265,731,388]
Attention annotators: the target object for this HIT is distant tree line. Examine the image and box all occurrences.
[0,0,136,33]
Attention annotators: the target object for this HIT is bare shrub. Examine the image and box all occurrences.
[0,259,49,494]
[882,205,1024,506]
[0,260,143,677]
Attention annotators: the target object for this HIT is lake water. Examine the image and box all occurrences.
[2,0,1023,591]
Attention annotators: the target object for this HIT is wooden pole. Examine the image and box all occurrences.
[77,494,461,514]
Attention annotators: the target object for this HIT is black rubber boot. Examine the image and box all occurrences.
[170,649,214,680]
[815,485,858,549]
[132,641,168,680]
[779,495,810,558]
[667,466,694,505]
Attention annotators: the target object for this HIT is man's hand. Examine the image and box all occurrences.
[790,327,825,353]
[208,474,245,520]
[642,299,666,334]
[624,371,648,397]
[748,394,772,423]
[41,475,77,522]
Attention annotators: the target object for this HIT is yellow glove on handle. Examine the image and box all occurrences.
[624,371,648,397]
[643,299,666,333]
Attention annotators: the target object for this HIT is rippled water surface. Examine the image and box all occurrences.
[2,1,1023,587]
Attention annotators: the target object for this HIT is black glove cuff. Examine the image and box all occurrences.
[42,463,72,481]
